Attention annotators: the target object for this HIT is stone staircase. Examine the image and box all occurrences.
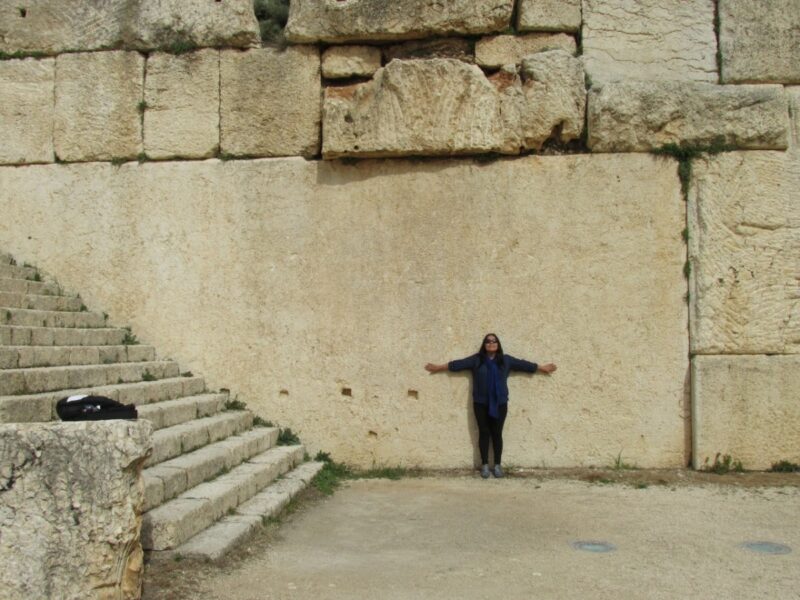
[0,252,323,561]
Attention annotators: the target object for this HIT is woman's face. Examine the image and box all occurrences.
[484,336,499,351]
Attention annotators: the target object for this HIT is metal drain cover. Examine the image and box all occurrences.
[741,541,792,555]
[572,541,616,553]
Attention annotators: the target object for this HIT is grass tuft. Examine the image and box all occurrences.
[277,427,301,445]
[769,460,800,473]
[703,453,744,474]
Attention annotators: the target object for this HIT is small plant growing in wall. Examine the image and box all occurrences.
[224,397,247,411]
[254,0,290,44]
[141,369,156,382]
[122,327,139,345]
[770,460,800,472]
[277,427,300,445]
[703,453,744,474]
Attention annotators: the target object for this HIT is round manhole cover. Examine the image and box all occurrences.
[572,541,616,553]
[741,542,791,555]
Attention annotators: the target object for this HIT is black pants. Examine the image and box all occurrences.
[473,402,508,466]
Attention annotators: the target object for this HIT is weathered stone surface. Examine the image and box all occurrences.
[692,355,800,470]
[220,47,321,158]
[517,0,581,32]
[688,152,800,354]
[0,154,688,468]
[719,0,800,83]
[0,0,258,55]
[0,421,152,599]
[323,51,585,158]
[0,58,54,165]
[144,50,219,160]
[588,82,789,152]
[790,87,800,150]
[582,0,717,86]
[285,0,514,43]
[475,33,577,68]
[129,0,260,50]
[383,38,474,63]
[54,51,144,162]
[321,45,382,79]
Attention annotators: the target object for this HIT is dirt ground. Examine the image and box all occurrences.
[142,468,800,600]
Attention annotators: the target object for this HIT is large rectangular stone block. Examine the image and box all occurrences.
[144,50,220,160]
[0,154,689,468]
[285,0,514,43]
[719,0,800,84]
[517,0,581,32]
[588,82,789,152]
[475,33,577,69]
[0,58,54,165]
[688,152,800,354]
[692,355,800,470]
[323,51,585,158]
[0,0,258,55]
[220,47,321,158]
[55,51,144,162]
[582,0,717,86]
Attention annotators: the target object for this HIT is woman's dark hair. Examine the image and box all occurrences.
[478,333,504,366]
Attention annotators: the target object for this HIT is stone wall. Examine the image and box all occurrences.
[0,421,152,599]
[1,0,798,469]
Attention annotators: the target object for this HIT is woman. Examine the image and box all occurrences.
[425,333,557,478]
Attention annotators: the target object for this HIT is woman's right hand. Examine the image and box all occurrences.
[425,363,446,373]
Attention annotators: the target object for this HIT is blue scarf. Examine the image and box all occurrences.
[486,357,504,418]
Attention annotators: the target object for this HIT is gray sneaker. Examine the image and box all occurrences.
[493,465,504,478]
[480,464,490,479]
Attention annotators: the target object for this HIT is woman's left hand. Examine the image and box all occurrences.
[539,363,557,374]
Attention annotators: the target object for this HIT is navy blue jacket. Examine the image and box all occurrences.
[448,354,538,405]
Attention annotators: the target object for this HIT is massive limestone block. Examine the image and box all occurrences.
[0,58,54,165]
[582,0,717,86]
[719,0,800,84]
[0,0,258,55]
[790,87,800,149]
[321,46,382,79]
[323,51,585,158]
[688,152,800,354]
[144,50,220,160]
[517,0,582,32]
[220,47,321,158]
[587,82,789,152]
[129,0,260,50]
[285,0,514,43]
[383,38,474,63]
[54,51,144,162]
[692,355,800,470]
[475,33,577,68]
[0,154,688,468]
[0,421,152,600]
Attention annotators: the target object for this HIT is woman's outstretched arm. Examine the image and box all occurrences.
[424,363,448,373]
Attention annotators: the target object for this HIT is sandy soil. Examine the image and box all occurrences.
[142,469,800,600]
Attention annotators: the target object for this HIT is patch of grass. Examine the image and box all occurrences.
[252,415,274,427]
[311,456,352,496]
[3,310,10,324]
[277,427,301,445]
[358,466,407,480]
[137,152,148,164]
[79,304,88,312]
[635,482,649,489]
[173,553,184,563]
[164,39,199,55]
[109,157,127,167]
[683,260,691,279]
[7,257,16,266]
[137,100,148,115]
[0,50,49,61]
[224,398,247,411]
[254,0,290,44]
[610,451,636,471]
[142,370,156,382]
[703,453,744,474]
[681,227,689,242]
[651,138,737,199]
[122,327,139,345]
[181,371,193,378]
[770,460,800,473]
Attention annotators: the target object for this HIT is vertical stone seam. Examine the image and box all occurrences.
[52,55,59,162]
[141,52,148,158]
[713,0,722,83]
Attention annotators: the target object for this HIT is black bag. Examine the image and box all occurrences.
[56,395,138,421]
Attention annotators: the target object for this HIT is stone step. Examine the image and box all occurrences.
[0,375,207,423]
[0,360,180,396]
[0,325,127,347]
[137,393,227,431]
[2,307,107,329]
[0,277,68,296]
[175,461,324,561]
[0,291,84,312]
[141,444,305,551]
[0,264,39,280]
[0,344,156,369]
[146,410,254,467]
[143,427,279,511]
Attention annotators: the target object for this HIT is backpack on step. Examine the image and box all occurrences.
[56,395,138,421]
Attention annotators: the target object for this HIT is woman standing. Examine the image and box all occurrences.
[425,333,557,478]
